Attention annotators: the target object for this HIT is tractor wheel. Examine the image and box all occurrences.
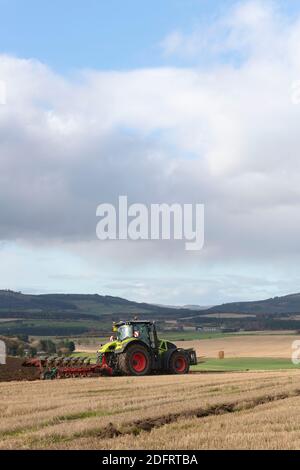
[118,344,151,376]
[169,351,189,374]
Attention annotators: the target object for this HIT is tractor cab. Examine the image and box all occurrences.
[113,321,159,351]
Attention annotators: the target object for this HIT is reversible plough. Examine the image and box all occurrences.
[22,355,112,379]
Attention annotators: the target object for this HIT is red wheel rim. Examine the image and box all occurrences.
[175,356,187,373]
[131,352,147,372]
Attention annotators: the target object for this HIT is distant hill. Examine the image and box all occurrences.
[0,290,203,336]
[154,303,211,310]
[0,290,199,320]
[204,293,300,316]
[183,305,214,310]
[2,290,300,336]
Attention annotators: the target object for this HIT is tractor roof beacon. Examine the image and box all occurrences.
[97,320,197,376]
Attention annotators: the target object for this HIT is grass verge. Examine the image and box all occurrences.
[192,357,299,371]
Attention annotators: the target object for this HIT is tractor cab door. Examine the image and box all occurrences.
[132,323,158,351]
[132,323,150,346]
[148,323,159,351]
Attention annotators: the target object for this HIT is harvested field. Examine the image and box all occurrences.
[1,370,300,449]
[76,333,300,358]
[176,334,300,358]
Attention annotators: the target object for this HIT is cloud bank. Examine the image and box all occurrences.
[1,1,300,302]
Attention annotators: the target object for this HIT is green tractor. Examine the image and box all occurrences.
[97,320,197,376]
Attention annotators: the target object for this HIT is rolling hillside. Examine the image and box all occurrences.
[2,290,300,336]
[0,290,198,318]
[0,290,199,336]
[204,293,300,315]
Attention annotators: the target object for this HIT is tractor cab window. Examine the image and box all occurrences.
[133,324,150,345]
[117,324,133,341]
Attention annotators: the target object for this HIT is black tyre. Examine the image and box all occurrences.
[169,351,189,374]
[118,343,151,376]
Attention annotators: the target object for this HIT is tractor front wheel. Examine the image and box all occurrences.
[169,351,189,374]
[118,344,151,376]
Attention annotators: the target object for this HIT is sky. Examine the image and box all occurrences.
[0,0,239,70]
[1,0,300,305]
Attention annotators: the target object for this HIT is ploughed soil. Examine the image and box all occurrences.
[0,357,40,382]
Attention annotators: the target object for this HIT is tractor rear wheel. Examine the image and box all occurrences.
[118,344,151,376]
[169,351,189,374]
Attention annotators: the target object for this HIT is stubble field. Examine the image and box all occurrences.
[1,369,300,450]
[77,333,299,358]
[176,334,299,358]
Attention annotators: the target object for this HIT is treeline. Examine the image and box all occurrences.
[1,335,76,358]
[0,325,89,336]
[0,296,77,311]
[192,316,300,331]
[0,311,99,320]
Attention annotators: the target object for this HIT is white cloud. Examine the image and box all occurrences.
[161,1,285,61]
